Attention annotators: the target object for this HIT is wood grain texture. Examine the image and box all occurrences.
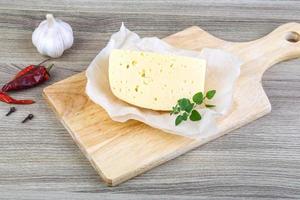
[0,0,299,199]
[43,22,300,186]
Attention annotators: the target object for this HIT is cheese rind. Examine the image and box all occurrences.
[109,49,206,111]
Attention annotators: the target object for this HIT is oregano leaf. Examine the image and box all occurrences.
[189,110,201,121]
[175,115,184,126]
[171,105,180,115]
[182,112,188,120]
[206,90,216,99]
[184,102,194,113]
[192,92,203,104]
[178,98,192,111]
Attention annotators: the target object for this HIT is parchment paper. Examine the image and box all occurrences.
[86,24,241,139]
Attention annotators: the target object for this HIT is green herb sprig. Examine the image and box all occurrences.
[170,90,216,126]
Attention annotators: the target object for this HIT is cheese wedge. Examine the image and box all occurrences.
[109,49,206,111]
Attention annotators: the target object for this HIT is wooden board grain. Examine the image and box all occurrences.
[43,22,300,186]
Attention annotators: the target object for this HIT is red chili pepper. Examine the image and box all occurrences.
[12,59,50,80]
[2,64,54,92]
[0,92,35,104]
[14,65,35,79]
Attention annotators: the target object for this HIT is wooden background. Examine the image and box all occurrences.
[0,0,299,199]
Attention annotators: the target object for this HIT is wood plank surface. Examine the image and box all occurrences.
[0,0,299,199]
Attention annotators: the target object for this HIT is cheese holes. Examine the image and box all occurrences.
[132,60,137,66]
[140,69,146,77]
[135,85,139,92]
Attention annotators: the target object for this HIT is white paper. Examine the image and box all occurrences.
[86,24,241,139]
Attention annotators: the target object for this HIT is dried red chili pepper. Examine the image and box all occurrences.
[14,65,35,79]
[12,59,50,79]
[0,92,35,104]
[2,64,54,92]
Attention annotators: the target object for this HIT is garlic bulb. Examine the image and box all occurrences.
[32,14,73,58]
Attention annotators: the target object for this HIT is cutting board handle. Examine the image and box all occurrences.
[233,22,300,76]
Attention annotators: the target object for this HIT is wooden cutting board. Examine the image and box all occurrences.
[43,23,300,186]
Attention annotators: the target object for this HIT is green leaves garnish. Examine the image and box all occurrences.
[192,92,204,104]
[170,90,216,126]
[178,98,192,112]
[175,112,189,125]
[182,112,189,120]
[189,110,201,121]
[175,115,184,126]
[206,90,216,99]
[171,105,180,115]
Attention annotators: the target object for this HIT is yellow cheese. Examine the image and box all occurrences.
[109,49,206,111]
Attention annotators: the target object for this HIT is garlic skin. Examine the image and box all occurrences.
[32,14,73,58]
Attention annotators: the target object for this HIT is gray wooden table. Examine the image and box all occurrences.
[0,1,299,199]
